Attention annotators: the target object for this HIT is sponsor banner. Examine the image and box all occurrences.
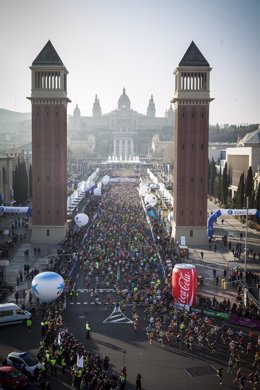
[221,208,257,216]
[0,206,32,215]
[230,314,260,329]
[203,309,230,320]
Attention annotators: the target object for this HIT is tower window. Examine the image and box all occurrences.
[47,176,49,182]
[201,144,204,150]
[57,210,59,215]
[191,177,193,183]
[191,144,194,150]
[46,112,48,117]
[190,230,193,237]
[56,144,59,148]
[202,113,204,118]
[38,144,40,148]
[201,177,203,183]
[181,210,183,216]
[37,111,39,117]
[182,144,184,150]
[182,112,185,118]
[192,113,195,118]
[200,211,202,215]
[37,209,40,215]
[56,112,59,117]
[37,177,40,183]
[46,229,50,236]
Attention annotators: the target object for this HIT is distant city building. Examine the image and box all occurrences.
[69,88,174,159]
[150,134,173,163]
[226,125,260,197]
[171,41,213,245]
[28,40,70,243]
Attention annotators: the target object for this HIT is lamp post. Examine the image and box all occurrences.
[244,196,249,274]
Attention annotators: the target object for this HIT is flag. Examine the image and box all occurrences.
[77,354,84,368]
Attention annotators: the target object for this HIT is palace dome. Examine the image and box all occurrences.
[118,88,131,110]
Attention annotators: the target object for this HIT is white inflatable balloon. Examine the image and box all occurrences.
[139,185,151,197]
[31,272,65,303]
[144,193,157,207]
[74,213,89,227]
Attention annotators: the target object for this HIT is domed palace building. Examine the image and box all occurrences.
[68,88,174,160]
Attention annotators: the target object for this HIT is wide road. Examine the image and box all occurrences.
[61,260,240,390]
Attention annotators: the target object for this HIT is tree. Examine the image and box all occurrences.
[245,166,254,208]
[13,159,28,205]
[236,172,245,208]
[254,184,260,224]
[222,162,229,206]
[29,164,32,198]
[208,158,216,196]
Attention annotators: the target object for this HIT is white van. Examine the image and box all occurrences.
[0,303,31,326]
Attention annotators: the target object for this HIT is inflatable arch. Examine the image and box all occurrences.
[208,208,260,238]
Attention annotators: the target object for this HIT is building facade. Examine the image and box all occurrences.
[171,41,213,245]
[226,126,260,197]
[69,89,174,159]
[28,40,70,243]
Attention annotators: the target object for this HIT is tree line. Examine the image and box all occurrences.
[208,160,260,224]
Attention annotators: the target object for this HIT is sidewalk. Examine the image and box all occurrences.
[0,214,58,305]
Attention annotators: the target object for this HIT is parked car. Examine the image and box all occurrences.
[6,352,41,377]
[0,366,29,389]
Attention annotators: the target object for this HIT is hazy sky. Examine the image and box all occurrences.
[1,0,259,125]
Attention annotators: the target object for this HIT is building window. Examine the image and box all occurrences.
[37,177,40,183]
[46,230,50,236]
[181,210,183,216]
[57,210,59,215]
[37,209,40,215]
[201,144,204,150]
[190,230,193,237]
[182,144,184,150]
[191,177,193,183]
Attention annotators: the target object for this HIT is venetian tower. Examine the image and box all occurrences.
[28,41,71,243]
[171,41,213,245]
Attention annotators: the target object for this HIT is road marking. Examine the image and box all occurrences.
[103,304,133,324]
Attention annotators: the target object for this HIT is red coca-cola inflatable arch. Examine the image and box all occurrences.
[172,264,197,306]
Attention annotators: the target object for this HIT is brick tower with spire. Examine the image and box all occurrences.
[28,41,71,243]
[171,41,213,245]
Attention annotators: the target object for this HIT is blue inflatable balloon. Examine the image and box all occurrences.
[31,272,65,303]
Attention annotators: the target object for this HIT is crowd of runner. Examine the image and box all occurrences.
[3,175,260,389]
